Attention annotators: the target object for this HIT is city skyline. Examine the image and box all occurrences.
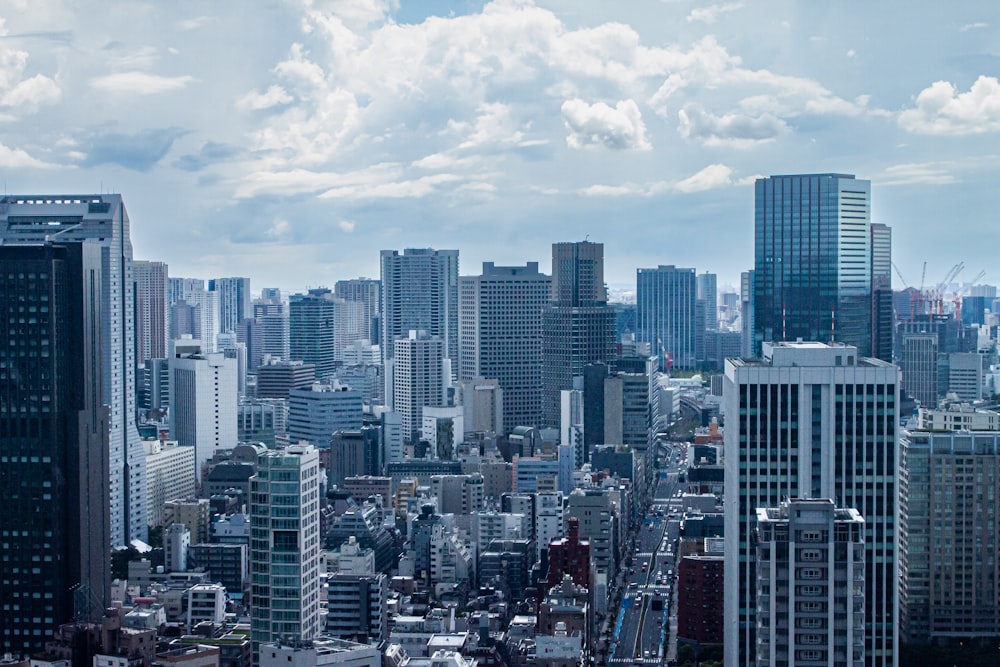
[0,2,997,289]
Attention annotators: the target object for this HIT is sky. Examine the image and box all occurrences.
[1,0,999,294]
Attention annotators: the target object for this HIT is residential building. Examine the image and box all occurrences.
[250,444,323,657]
[677,550,724,646]
[535,491,565,564]
[542,242,617,426]
[392,330,447,441]
[325,573,388,644]
[724,342,898,667]
[636,265,698,370]
[0,242,110,653]
[254,296,290,364]
[186,584,226,630]
[187,543,249,598]
[0,194,146,545]
[752,173,877,357]
[334,278,381,345]
[144,438,197,528]
[209,277,252,335]
[544,517,590,594]
[459,262,551,432]
[135,260,169,361]
[755,499,866,667]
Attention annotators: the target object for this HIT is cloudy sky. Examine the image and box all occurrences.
[1,0,998,293]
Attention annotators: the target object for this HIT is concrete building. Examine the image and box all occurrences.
[186,583,226,629]
[144,438,197,528]
[165,523,191,572]
[457,378,503,436]
[287,384,363,447]
[209,277,252,336]
[458,262,551,432]
[334,278,381,346]
[325,535,376,575]
[677,549,724,646]
[238,398,289,447]
[0,242,111,652]
[164,498,211,545]
[254,297,290,365]
[755,499,866,667]
[250,445,323,654]
[135,260,169,362]
[342,476,392,507]
[168,339,239,481]
[328,428,380,489]
[541,242,617,426]
[916,404,1000,431]
[900,430,1000,644]
[535,491,565,564]
[946,351,983,401]
[724,342,898,667]
[0,194,147,546]
[325,573,388,643]
[258,640,379,667]
[256,359,316,399]
[899,332,939,407]
[392,331,447,441]
[636,265,698,370]
[187,543,248,598]
[421,406,464,459]
[544,517,590,594]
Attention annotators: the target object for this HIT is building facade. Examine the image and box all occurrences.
[636,265,698,370]
[134,260,169,362]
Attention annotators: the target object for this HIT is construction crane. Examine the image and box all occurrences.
[930,262,964,315]
[953,269,987,323]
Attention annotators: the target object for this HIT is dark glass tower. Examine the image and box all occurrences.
[753,174,879,357]
[0,243,110,654]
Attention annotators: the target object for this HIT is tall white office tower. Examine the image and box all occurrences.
[380,248,459,370]
[209,277,252,334]
[134,260,169,361]
[392,330,447,442]
[335,277,382,344]
[168,338,238,481]
[724,342,898,667]
[254,294,290,363]
[0,194,146,545]
[459,262,551,432]
[250,444,322,660]
[755,499,866,667]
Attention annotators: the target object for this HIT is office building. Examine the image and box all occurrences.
[171,278,222,353]
[753,174,877,357]
[677,549,725,646]
[870,224,893,362]
[143,438,197,528]
[328,428,380,488]
[325,573,388,644]
[188,543,249,597]
[0,194,146,545]
[254,296,290,363]
[380,248,459,366]
[0,242,110,653]
[256,359,316,399]
[335,278,381,345]
[250,444,323,655]
[459,262,551,431]
[899,333,938,408]
[740,270,755,358]
[946,352,983,402]
[542,241,617,426]
[209,277,252,335]
[697,271,718,332]
[636,265,698,370]
[290,289,337,379]
[457,378,503,435]
[287,384,363,448]
[755,499,866,667]
[392,330,447,441]
[724,342,898,667]
[134,260,169,362]
[169,339,239,481]
[238,398,289,447]
[900,431,1000,644]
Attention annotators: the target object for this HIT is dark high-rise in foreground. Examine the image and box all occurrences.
[0,243,110,653]
[753,174,891,360]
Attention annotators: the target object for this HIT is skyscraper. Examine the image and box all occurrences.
[870,224,893,362]
[134,260,169,361]
[209,276,252,335]
[0,242,110,653]
[170,278,221,352]
[636,265,699,370]
[459,262,551,432]
[740,269,755,358]
[723,342,898,667]
[250,444,322,659]
[335,278,381,344]
[753,174,877,357]
[289,289,337,379]
[0,194,145,545]
[392,330,446,441]
[541,241,616,426]
[697,271,718,332]
[380,248,458,367]
[254,295,290,363]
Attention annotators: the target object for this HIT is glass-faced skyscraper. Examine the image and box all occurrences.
[0,195,145,546]
[753,174,887,359]
[636,265,698,370]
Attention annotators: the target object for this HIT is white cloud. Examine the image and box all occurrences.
[580,183,643,197]
[91,71,196,94]
[678,104,787,147]
[560,98,650,150]
[960,22,988,31]
[898,76,1000,135]
[687,2,744,24]
[1,74,60,111]
[457,102,524,148]
[0,141,55,168]
[338,219,356,232]
[318,172,463,200]
[238,85,294,111]
[846,49,856,58]
[267,219,290,238]
[179,16,212,30]
[880,162,956,186]
[674,163,734,193]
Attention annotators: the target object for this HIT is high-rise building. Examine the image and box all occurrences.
[208,277,252,335]
[0,194,145,545]
[254,295,290,363]
[171,278,221,353]
[542,241,616,426]
[753,174,876,357]
[0,243,110,653]
[335,278,381,345]
[250,444,322,658]
[168,338,239,481]
[459,262,551,432]
[636,265,698,370]
[724,342,898,667]
[287,384,363,447]
[740,270,755,358]
[380,248,458,366]
[392,330,446,441]
[900,430,1000,644]
[870,224,893,362]
[755,499,866,667]
[899,333,938,408]
[290,289,337,379]
[134,260,169,361]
